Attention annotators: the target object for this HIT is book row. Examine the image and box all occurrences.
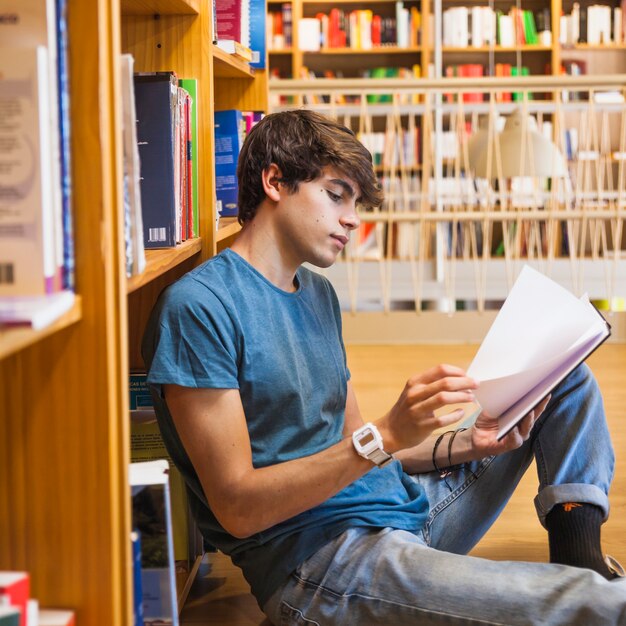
[442,6,551,48]
[298,3,421,51]
[560,1,626,46]
[0,0,74,299]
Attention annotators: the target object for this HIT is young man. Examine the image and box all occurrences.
[143,109,626,625]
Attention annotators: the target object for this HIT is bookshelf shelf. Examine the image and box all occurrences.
[0,296,82,361]
[442,45,552,53]
[304,46,422,54]
[217,217,242,242]
[120,0,200,15]
[212,45,256,78]
[126,238,203,294]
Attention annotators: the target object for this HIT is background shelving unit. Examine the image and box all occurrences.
[0,0,266,623]
[270,0,626,81]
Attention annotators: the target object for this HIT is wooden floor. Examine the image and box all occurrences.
[181,343,626,625]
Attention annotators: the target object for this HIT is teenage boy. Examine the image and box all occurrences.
[143,109,626,625]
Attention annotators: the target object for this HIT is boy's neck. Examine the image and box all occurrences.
[231,221,300,293]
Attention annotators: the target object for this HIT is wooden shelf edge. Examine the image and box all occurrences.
[127,238,203,293]
[120,0,199,16]
[0,296,82,361]
[216,217,242,242]
[304,46,422,55]
[212,45,256,78]
[177,553,205,611]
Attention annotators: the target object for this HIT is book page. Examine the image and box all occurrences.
[467,265,609,426]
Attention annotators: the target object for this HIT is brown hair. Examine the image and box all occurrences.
[236,109,383,224]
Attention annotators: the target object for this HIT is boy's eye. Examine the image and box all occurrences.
[326,190,342,203]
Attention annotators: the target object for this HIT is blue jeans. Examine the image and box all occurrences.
[263,364,626,625]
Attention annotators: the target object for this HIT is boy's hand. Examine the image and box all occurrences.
[378,364,478,452]
[470,395,551,457]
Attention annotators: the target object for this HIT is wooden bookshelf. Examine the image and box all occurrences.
[126,239,203,294]
[217,217,243,242]
[0,0,267,624]
[0,298,82,361]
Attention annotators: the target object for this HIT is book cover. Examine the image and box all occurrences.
[467,265,610,439]
[248,0,265,66]
[0,572,29,626]
[214,109,245,217]
[178,79,199,239]
[130,460,179,626]
[121,55,146,275]
[0,46,57,296]
[131,531,145,626]
[55,0,74,290]
[133,73,178,249]
[0,0,65,292]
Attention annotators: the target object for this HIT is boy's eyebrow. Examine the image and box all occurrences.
[327,178,356,198]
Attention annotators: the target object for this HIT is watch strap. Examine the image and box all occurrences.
[367,447,395,468]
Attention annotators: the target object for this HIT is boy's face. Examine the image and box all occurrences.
[274,167,361,269]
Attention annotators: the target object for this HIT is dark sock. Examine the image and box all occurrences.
[546,502,615,579]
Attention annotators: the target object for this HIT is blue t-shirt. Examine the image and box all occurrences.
[142,249,429,607]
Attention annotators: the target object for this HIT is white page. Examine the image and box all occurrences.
[468,266,602,381]
[467,265,609,430]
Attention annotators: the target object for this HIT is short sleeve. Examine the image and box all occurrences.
[142,279,241,390]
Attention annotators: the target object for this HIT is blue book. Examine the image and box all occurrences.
[134,73,178,248]
[214,110,245,217]
[249,0,266,69]
[131,531,145,626]
[56,0,74,290]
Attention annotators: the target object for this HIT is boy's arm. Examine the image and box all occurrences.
[165,365,477,538]
[164,382,372,539]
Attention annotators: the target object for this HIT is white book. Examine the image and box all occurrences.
[0,289,74,330]
[120,54,146,277]
[471,6,484,47]
[467,265,610,439]
[0,46,56,296]
[0,0,64,291]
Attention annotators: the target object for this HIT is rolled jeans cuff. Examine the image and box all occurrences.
[534,483,610,529]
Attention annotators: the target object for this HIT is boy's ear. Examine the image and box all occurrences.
[262,163,283,201]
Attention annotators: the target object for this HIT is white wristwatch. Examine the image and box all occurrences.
[352,423,394,468]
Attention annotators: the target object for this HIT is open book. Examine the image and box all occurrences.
[467,265,611,440]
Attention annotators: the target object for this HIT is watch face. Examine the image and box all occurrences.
[359,431,375,445]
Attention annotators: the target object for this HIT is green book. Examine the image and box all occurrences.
[523,10,538,44]
[179,78,199,238]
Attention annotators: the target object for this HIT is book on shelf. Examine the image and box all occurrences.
[37,610,75,626]
[131,530,145,626]
[0,607,20,626]
[216,38,253,61]
[0,572,29,626]
[0,290,75,331]
[133,72,178,249]
[0,0,68,293]
[467,265,611,440]
[120,54,146,277]
[55,0,74,291]
[214,109,246,217]
[178,79,199,239]
[248,0,267,67]
[0,46,57,296]
[130,460,179,626]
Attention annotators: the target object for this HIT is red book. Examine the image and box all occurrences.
[371,14,382,46]
[0,572,30,626]
[215,0,245,43]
